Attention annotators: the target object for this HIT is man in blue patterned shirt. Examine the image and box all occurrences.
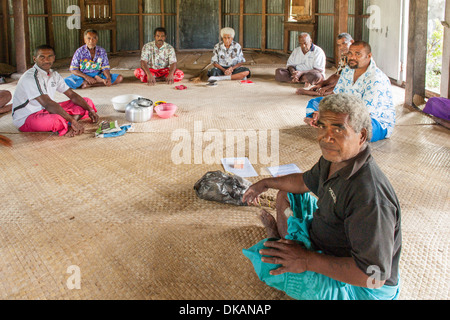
[304,41,395,142]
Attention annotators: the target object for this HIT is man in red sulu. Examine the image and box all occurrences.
[134,27,184,86]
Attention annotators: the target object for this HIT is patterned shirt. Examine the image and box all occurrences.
[333,59,396,137]
[140,41,177,70]
[211,41,245,67]
[70,45,110,74]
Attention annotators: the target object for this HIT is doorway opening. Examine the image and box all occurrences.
[426,0,445,94]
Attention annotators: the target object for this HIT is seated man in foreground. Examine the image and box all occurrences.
[0,90,12,114]
[65,29,123,89]
[296,33,353,96]
[242,94,402,300]
[275,33,326,86]
[135,27,184,85]
[304,41,396,143]
[12,45,99,137]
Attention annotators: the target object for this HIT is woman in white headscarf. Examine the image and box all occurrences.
[208,27,251,81]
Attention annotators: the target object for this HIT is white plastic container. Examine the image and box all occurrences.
[111,94,142,112]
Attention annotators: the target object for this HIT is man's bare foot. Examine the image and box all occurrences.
[296,88,320,96]
[0,134,12,147]
[259,209,280,239]
[64,127,76,137]
[296,88,307,95]
[0,104,12,114]
[81,82,91,89]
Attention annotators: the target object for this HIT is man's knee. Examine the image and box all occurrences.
[20,113,67,134]
[302,71,323,85]
[83,97,95,107]
[276,190,290,208]
[115,74,124,84]
[0,90,12,105]
[275,68,290,82]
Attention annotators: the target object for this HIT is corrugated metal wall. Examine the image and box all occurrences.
[316,0,371,58]
[222,0,285,51]
[266,0,284,50]
[222,0,240,42]
[116,0,139,51]
[28,0,47,63]
[51,0,81,59]
[115,0,176,51]
[2,0,373,66]
[316,0,335,57]
[244,0,262,49]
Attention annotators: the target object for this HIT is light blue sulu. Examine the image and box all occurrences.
[242,192,400,300]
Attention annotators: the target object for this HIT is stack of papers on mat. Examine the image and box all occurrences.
[221,157,258,178]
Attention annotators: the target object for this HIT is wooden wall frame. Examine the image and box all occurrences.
[283,0,316,53]
[441,0,450,98]
[0,0,11,64]
[221,0,285,53]
[405,0,429,107]
[13,0,29,73]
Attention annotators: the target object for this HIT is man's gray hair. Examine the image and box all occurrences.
[319,94,372,141]
[299,32,311,41]
[337,33,353,42]
[220,27,235,39]
[84,29,98,37]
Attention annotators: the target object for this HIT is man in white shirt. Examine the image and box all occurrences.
[275,33,326,86]
[12,45,99,137]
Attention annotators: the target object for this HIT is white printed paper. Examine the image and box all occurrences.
[221,157,258,178]
[266,164,302,177]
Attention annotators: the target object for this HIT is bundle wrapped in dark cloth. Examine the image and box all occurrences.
[194,171,252,206]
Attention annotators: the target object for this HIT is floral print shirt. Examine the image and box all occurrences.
[70,45,110,74]
[334,59,396,137]
[140,41,177,70]
[211,41,245,67]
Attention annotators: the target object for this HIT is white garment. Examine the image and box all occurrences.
[286,44,326,77]
[12,64,70,128]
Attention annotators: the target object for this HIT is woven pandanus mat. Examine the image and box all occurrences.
[0,65,449,300]
[1,119,449,300]
[0,220,292,300]
[0,130,304,299]
[0,67,311,135]
[370,124,449,299]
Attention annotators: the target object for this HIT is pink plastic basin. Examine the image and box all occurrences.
[155,103,177,118]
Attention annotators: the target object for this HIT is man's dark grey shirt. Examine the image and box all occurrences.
[303,145,401,286]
